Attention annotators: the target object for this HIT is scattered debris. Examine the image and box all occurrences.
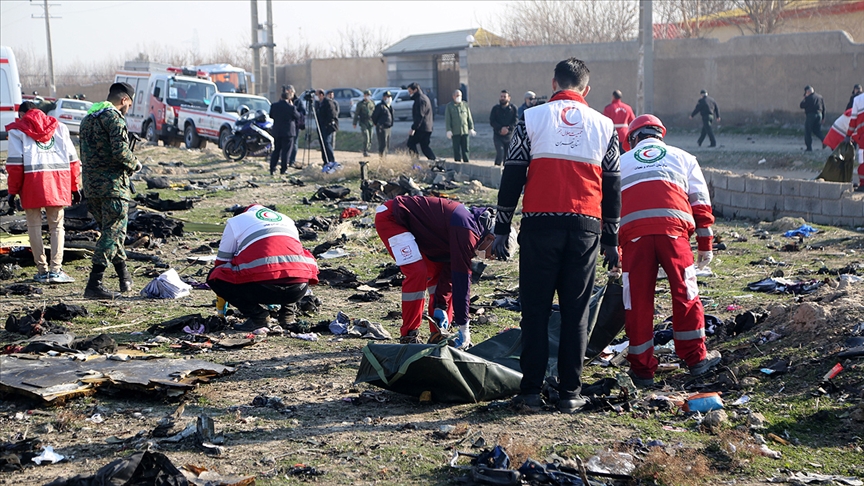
[141,268,193,299]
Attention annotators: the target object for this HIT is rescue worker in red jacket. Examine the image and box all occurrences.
[208,204,319,331]
[845,92,864,184]
[374,195,498,348]
[6,101,81,284]
[603,90,635,152]
[493,58,621,414]
[619,114,722,387]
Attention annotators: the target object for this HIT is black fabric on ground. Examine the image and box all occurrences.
[311,185,350,201]
[43,303,89,320]
[45,451,188,486]
[317,266,359,288]
[72,333,117,353]
[146,314,227,335]
[127,211,184,238]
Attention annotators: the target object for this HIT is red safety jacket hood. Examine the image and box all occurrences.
[549,90,588,106]
[5,109,58,143]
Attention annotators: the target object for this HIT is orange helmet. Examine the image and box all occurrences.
[627,114,666,148]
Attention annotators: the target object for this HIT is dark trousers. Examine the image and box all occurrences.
[804,113,824,150]
[493,132,513,165]
[289,134,299,164]
[697,115,716,147]
[408,130,436,160]
[320,128,335,164]
[208,278,307,319]
[270,135,295,173]
[518,228,600,399]
[88,197,128,267]
[376,126,391,155]
[451,134,469,162]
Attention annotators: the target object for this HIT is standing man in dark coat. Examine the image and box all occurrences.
[490,90,518,165]
[689,89,720,147]
[407,82,436,161]
[316,89,339,165]
[800,85,825,151]
[847,84,862,110]
[371,90,394,157]
[289,90,306,167]
[269,85,302,174]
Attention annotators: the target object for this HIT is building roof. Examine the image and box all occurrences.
[382,28,506,56]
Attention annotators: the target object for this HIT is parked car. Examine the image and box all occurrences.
[325,87,362,117]
[348,87,401,114]
[47,98,92,135]
[350,89,413,121]
[196,93,271,148]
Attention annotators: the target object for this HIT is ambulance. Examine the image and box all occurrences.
[195,64,252,93]
[1,46,23,152]
[114,61,217,148]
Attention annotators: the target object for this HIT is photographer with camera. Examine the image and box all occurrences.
[269,85,303,174]
[316,89,339,167]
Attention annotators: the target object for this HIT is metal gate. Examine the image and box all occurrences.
[436,53,460,108]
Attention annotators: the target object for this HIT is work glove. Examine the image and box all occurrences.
[469,129,476,137]
[451,324,471,350]
[432,308,450,332]
[446,131,453,139]
[71,190,82,205]
[491,234,512,261]
[600,243,620,270]
[696,250,713,270]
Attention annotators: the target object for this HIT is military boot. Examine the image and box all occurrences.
[277,303,297,327]
[114,261,133,293]
[84,264,121,299]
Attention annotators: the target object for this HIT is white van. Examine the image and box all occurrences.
[0,46,23,152]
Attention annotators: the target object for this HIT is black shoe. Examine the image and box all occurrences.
[399,329,421,344]
[277,303,296,327]
[557,396,589,414]
[234,316,269,331]
[510,393,545,412]
[114,261,132,293]
[84,264,121,299]
[627,371,655,388]
[363,151,369,157]
[709,144,717,147]
[689,350,722,377]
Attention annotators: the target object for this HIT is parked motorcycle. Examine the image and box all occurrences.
[222,108,274,161]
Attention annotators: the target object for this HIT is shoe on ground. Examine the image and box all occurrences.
[627,370,655,388]
[234,316,270,332]
[47,270,75,283]
[510,393,545,412]
[399,329,421,344]
[33,272,51,284]
[689,350,722,377]
[557,396,589,414]
[84,285,121,299]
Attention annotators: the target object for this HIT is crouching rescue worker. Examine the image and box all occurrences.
[208,204,319,331]
[374,195,499,348]
[619,114,721,387]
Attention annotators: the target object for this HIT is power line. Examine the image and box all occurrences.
[31,0,60,97]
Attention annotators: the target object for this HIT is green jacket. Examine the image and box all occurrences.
[79,105,139,200]
[353,99,375,127]
[445,101,474,136]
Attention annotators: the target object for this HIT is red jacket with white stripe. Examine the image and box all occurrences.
[5,110,81,209]
[603,100,635,151]
[846,93,864,147]
[209,205,319,285]
[619,138,714,251]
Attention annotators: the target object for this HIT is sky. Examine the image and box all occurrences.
[0,0,505,69]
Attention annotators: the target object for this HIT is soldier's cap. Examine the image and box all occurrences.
[109,82,135,100]
[804,85,813,91]
[700,89,707,95]
[854,84,862,90]
[524,90,536,99]
[382,90,392,98]
[363,89,372,95]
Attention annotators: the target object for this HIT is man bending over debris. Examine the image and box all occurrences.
[208,204,319,331]
[619,114,721,388]
[79,82,140,299]
[6,101,81,284]
[374,195,497,348]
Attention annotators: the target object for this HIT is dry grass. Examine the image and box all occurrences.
[633,447,712,486]
[496,433,541,469]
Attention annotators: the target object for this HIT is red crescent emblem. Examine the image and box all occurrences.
[643,149,656,158]
[560,106,579,126]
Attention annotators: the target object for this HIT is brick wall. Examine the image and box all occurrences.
[704,168,864,226]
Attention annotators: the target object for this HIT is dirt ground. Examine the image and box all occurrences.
[1,141,863,485]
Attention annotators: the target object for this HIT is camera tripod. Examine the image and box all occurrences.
[300,94,335,168]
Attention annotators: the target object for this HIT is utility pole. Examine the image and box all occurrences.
[637,0,654,115]
[32,0,59,97]
[266,0,276,101]
[250,0,261,95]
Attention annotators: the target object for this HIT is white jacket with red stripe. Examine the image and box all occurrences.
[210,205,319,285]
[6,122,81,209]
[619,138,714,251]
[846,93,864,146]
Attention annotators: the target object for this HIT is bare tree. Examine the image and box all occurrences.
[493,0,639,46]
[334,25,393,58]
[730,0,788,34]
[655,0,734,39]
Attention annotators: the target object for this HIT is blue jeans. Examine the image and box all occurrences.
[320,128,335,164]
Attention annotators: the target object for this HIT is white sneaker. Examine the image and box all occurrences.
[48,270,75,283]
[33,272,51,284]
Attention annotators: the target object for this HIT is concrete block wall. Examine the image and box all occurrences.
[443,162,503,189]
[703,168,864,227]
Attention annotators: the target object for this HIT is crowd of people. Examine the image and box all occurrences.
[5,57,863,414]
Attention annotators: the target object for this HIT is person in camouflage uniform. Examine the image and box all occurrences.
[79,82,140,299]
[353,90,376,157]
[444,89,476,162]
